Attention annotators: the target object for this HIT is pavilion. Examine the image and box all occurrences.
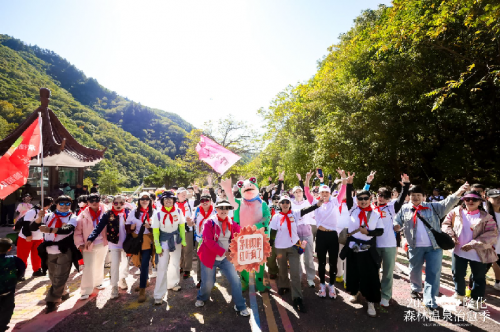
[0,88,105,199]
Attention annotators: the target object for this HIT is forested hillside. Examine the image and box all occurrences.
[254,0,500,191]
[0,35,193,158]
[0,39,186,186]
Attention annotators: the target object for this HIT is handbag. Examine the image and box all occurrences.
[123,225,146,255]
[416,213,455,250]
[338,211,371,245]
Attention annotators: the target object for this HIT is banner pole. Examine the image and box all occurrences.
[38,112,44,206]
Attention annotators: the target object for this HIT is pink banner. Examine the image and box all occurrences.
[195,135,241,175]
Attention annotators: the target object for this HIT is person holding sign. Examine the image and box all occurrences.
[195,200,250,316]
[270,195,323,313]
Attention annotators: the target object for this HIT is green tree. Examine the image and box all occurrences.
[97,164,126,195]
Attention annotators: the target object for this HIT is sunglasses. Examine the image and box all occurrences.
[113,201,124,206]
[58,202,71,206]
[463,198,479,202]
[280,200,290,204]
[200,199,210,203]
[357,196,370,201]
[217,206,231,210]
[377,194,391,199]
[139,197,151,201]
[88,198,100,203]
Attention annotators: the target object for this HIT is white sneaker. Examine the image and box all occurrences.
[307,280,315,288]
[96,284,106,290]
[317,283,326,298]
[467,299,482,312]
[169,284,181,292]
[494,283,500,291]
[154,298,163,305]
[349,291,360,303]
[134,269,141,275]
[79,294,90,300]
[380,298,390,307]
[110,286,119,299]
[234,305,250,317]
[195,300,205,307]
[367,302,376,317]
[150,268,157,278]
[327,284,337,299]
[118,278,128,290]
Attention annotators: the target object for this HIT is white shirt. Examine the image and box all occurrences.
[415,218,433,247]
[152,207,185,250]
[194,207,216,241]
[43,212,78,254]
[313,196,340,231]
[291,199,315,226]
[342,207,384,252]
[495,212,500,255]
[176,200,193,231]
[16,203,33,219]
[374,204,397,248]
[454,210,481,262]
[270,211,300,249]
[212,216,232,261]
[19,208,43,241]
[126,208,152,235]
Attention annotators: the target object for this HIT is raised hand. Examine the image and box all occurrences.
[279,171,285,181]
[296,173,302,181]
[347,172,355,184]
[366,171,376,184]
[401,173,410,184]
[268,176,272,182]
[207,174,213,186]
[305,170,314,186]
[193,183,200,193]
[316,169,323,180]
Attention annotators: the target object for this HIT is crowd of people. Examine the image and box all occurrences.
[1,170,500,330]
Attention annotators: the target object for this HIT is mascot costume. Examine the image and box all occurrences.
[221,177,271,292]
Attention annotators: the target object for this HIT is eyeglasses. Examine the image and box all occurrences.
[88,198,100,203]
[377,194,391,199]
[280,200,290,204]
[463,198,479,202]
[218,206,231,210]
[113,201,124,206]
[139,197,150,201]
[58,202,71,206]
[200,199,210,203]
[357,196,370,201]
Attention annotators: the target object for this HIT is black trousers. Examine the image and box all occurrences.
[315,230,338,284]
[0,204,15,225]
[346,250,381,303]
[0,291,15,332]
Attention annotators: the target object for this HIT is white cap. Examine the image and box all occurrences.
[139,192,151,199]
[177,187,187,194]
[278,195,292,203]
[318,185,331,193]
[292,186,303,193]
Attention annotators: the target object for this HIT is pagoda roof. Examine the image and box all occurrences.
[0,88,105,167]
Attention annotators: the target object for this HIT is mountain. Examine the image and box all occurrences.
[0,34,195,186]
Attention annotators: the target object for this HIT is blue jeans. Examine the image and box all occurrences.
[197,258,246,311]
[140,249,151,288]
[452,254,487,300]
[408,246,443,308]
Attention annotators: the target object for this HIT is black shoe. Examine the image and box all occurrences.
[18,276,26,282]
[293,298,307,313]
[45,302,58,314]
[269,274,278,280]
[411,291,420,299]
[278,288,289,296]
[32,269,46,277]
[61,293,70,301]
[196,281,201,289]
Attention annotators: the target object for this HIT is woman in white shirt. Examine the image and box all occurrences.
[442,191,498,311]
[485,189,500,291]
[152,191,186,305]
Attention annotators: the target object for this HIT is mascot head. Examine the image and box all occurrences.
[237,177,260,201]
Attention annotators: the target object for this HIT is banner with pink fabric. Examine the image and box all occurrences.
[195,134,241,175]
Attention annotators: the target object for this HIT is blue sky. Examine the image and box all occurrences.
[0,0,392,128]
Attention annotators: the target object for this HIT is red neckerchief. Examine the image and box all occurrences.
[271,207,276,218]
[48,213,67,238]
[339,199,347,213]
[467,209,480,215]
[358,206,373,227]
[279,210,293,239]
[199,205,214,233]
[161,206,174,225]
[77,208,85,216]
[111,207,124,217]
[176,201,187,216]
[140,207,151,224]
[412,205,430,226]
[374,203,387,215]
[218,215,231,236]
[89,207,102,228]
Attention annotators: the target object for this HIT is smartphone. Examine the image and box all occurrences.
[317,168,324,178]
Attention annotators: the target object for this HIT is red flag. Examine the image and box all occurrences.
[195,135,241,175]
[0,118,41,199]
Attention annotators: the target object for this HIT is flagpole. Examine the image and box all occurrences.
[38,112,44,207]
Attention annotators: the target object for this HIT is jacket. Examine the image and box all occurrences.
[442,206,498,263]
[74,204,109,251]
[198,217,241,269]
[394,195,460,249]
[88,208,130,244]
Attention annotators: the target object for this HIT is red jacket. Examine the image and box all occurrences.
[198,216,241,269]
